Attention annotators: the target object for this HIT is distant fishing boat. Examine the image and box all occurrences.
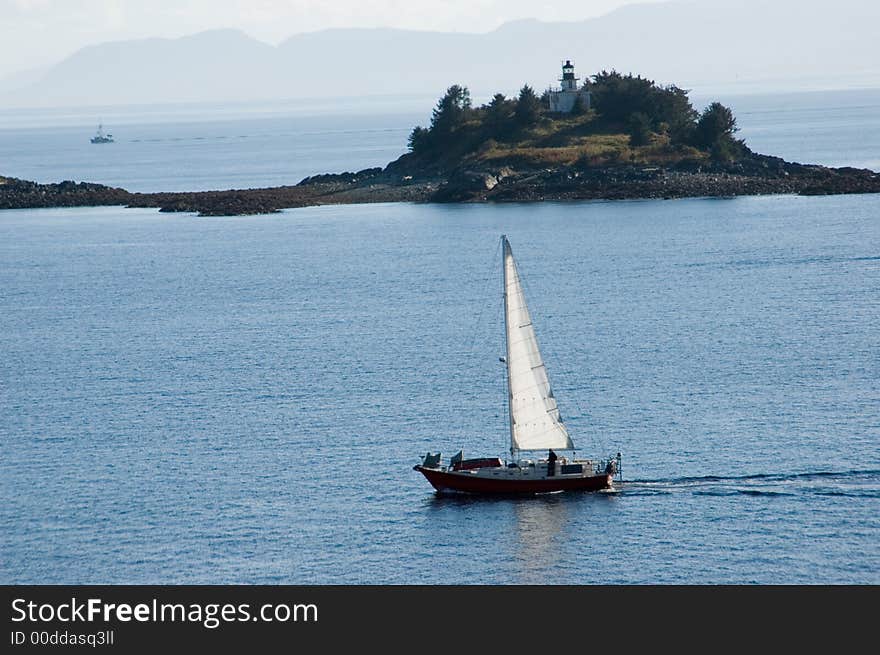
[90,124,114,144]
[414,235,621,495]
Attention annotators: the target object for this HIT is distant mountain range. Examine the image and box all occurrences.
[2,0,878,108]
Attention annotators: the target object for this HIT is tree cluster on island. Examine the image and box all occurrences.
[406,71,744,170]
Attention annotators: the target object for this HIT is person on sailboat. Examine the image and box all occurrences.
[547,449,558,477]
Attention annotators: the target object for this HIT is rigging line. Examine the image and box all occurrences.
[464,237,503,356]
[566,342,609,458]
[451,238,502,379]
[450,237,504,445]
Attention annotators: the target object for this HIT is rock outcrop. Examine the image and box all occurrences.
[0,177,132,209]
[423,156,880,204]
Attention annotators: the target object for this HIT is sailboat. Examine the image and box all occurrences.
[414,235,621,495]
[90,123,114,144]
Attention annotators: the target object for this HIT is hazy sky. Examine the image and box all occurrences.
[1,0,668,78]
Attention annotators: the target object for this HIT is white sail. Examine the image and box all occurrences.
[503,236,574,453]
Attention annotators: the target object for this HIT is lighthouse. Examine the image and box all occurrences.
[548,60,591,113]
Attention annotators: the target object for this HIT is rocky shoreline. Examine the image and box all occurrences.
[2,153,879,217]
[424,154,880,203]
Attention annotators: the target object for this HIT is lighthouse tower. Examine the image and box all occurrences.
[548,60,591,114]
[560,60,578,91]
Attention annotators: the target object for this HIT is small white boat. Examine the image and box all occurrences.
[90,124,114,144]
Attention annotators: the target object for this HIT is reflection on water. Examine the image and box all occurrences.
[511,496,569,584]
[424,491,621,584]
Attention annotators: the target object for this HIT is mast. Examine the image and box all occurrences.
[502,235,517,459]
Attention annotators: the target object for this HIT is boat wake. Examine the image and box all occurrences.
[616,469,880,499]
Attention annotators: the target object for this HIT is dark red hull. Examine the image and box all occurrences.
[415,466,612,495]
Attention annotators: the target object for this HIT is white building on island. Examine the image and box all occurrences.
[548,60,591,113]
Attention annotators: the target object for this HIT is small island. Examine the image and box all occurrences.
[2,63,879,216]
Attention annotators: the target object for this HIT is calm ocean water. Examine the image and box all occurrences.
[1,90,879,584]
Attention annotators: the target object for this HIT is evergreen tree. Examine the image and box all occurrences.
[590,70,699,144]
[655,85,698,144]
[539,89,551,108]
[407,126,430,153]
[514,85,541,126]
[590,71,656,123]
[627,112,652,146]
[430,84,472,135]
[484,93,513,136]
[486,93,510,123]
[694,102,738,149]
